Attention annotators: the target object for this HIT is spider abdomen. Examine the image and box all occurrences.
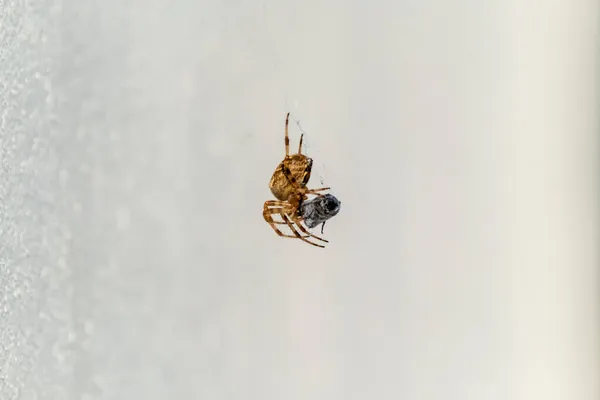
[269,155,313,201]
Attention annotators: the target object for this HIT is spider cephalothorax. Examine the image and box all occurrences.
[262,113,332,248]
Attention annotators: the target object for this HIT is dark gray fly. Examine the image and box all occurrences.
[300,194,341,234]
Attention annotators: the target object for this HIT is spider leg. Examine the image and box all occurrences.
[264,199,292,208]
[281,214,326,248]
[289,214,329,243]
[298,133,304,154]
[263,201,310,239]
[284,112,290,156]
[263,200,325,247]
[305,187,330,195]
[265,205,311,237]
[263,205,301,238]
[282,114,310,191]
[282,113,326,195]
[264,197,328,244]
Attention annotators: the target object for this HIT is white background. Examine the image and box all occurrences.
[0,0,598,399]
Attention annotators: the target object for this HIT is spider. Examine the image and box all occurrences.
[263,113,332,248]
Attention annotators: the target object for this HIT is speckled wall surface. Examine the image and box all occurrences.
[1,1,598,399]
[0,0,70,397]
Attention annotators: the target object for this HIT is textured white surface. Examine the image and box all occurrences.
[1,0,599,399]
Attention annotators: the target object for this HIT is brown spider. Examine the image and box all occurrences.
[263,113,331,248]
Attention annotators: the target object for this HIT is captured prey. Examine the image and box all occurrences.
[300,193,341,235]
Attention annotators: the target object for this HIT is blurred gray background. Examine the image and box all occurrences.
[1,0,598,399]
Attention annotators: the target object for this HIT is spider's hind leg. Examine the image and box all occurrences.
[264,205,309,238]
[263,200,313,241]
[282,214,326,248]
[289,214,328,243]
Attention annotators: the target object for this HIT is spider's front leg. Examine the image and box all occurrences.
[304,187,331,196]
